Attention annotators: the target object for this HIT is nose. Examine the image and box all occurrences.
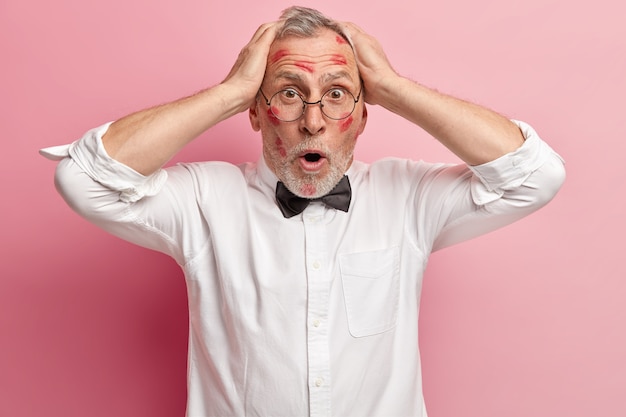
[299,100,326,135]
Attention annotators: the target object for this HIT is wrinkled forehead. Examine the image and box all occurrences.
[266,28,359,83]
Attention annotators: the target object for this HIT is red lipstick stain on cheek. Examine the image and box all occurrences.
[267,108,281,126]
[275,137,287,158]
[300,183,317,197]
[339,115,354,132]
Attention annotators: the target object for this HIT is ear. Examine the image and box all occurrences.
[356,105,368,136]
[249,101,261,132]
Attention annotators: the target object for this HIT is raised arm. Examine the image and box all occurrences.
[342,22,524,166]
[102,22,281,176]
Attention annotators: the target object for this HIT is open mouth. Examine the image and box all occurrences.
[298,151,326,172]
[304,153,322,162]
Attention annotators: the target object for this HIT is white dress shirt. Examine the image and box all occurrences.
[41,120,565,417]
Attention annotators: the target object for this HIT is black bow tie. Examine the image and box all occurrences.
[275,176,351,218]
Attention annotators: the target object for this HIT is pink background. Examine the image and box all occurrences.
[2,0,624,416]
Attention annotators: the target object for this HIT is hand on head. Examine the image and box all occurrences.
[339,22,398,107]
[222,21,284,112]
[222,14,400,114]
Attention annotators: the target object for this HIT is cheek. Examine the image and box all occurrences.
[275,137,287,158]
[339,116,354,133]
[267,108,281,126]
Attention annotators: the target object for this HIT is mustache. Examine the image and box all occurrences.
[288,135,331,157]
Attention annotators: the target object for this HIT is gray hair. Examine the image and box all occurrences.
[277,6,350,43]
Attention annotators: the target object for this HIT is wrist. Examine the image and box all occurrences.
[366,74,409,110]
[210,82,255,119]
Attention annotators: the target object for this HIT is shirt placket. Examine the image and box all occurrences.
[302,204,332,417]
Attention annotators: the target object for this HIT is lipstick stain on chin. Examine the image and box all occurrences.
[300,183,317,197]
[339,116,354,132]
[275,137,286,157]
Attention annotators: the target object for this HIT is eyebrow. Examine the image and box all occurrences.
[273,70,356,86]
[320,70,355,84]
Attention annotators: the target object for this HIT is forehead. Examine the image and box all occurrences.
[266,28,359,85]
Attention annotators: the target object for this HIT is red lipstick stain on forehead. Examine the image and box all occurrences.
[335,35,348,45]
[294,61,314,73]
[271,49,289,63]
[330,54,347,65]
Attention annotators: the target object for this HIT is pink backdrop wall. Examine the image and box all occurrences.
[2,0,624,416]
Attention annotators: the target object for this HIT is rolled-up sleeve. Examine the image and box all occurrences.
[469,120,565,205]
[417,120,566,251]
[40,122,168,203]
[40,124,202,265]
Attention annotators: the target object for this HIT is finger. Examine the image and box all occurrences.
[340,22,366,40]
[249,22,274,43]
[338,22,357,48]
[249,20,283,45]
[340,21,363,33]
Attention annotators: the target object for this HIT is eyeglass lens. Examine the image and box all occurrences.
[269,88,358,121]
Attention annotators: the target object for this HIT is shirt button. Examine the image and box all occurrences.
[312,261,321,270]
[314,378,324,387]
[313,319,321,328]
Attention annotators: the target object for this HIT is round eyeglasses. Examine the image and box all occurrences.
[259,86,362,122]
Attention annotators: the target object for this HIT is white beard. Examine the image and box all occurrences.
[265,134,353,198]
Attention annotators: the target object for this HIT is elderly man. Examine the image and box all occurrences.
[41,6,565,417]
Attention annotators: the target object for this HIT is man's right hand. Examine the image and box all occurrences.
[222,21,283,113]
[101,21,281,176]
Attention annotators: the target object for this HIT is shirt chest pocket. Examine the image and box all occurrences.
[339,247,400,338]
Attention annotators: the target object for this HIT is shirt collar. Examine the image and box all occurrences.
[256,155,280,191]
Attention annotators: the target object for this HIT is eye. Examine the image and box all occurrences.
[279,89,300,101]
[326,88,347,101]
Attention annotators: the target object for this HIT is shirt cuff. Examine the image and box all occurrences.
[468,120,564,205]
[39,122,168,203]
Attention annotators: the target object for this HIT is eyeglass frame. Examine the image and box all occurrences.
[258,84,363,122]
